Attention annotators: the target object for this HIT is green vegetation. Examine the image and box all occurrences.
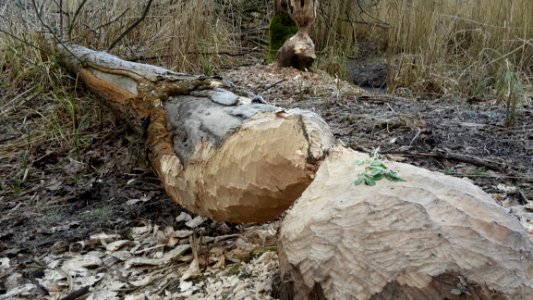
[268,11,297,62]
[354,150,404,186]
[225,263,241,276]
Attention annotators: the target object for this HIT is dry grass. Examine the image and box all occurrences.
[314,0,533,100]
[1,1,532,179]
[0,0,266,193]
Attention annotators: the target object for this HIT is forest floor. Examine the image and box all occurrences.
[1,60,533,299]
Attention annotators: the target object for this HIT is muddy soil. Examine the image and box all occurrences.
[223,65,533,205]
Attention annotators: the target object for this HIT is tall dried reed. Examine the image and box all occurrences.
[314,0,533,98]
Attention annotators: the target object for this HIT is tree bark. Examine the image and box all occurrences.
[278,147,533,299]
[276,0,317,70]
[55,43,335,223]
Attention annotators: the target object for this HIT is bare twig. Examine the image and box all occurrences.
[381,148,512,173]
[260,79,288,92]
[0,28,48,53]
[93,8,130,31]
[59,0,63,39]
[60,286,90,300]
[354,0,390,28]
[107,0,154,52]
[30,0,82,62]
[67,0,89,40]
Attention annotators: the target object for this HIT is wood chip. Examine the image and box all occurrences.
[185,216,205,228]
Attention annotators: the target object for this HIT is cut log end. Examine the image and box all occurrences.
[279,147,533,299]
[277,32,316,70]
[159,108,335,223]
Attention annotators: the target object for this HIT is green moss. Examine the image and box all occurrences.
[268,12,298,62]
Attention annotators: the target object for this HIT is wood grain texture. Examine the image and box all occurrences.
[279,147,533,299]
[56,43,334,223]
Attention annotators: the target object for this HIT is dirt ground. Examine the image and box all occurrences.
[1,61,532,298]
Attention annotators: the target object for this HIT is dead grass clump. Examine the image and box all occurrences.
[314,0,533,102]
[58,0,246,74]
[0,36,115,194]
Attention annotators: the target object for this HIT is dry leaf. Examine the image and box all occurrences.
[86,290,119,300]
[90,232,120,241]
[129,275,153,287]
[167,236,179,247]
[131,225,152,238]
[172,230,193,238]
[63,254,103,271]
[180,258,200,280]
[124,257,162,269]
[0,257,9,269]
[111,250,133,261]
[5,273,23,289]
[0,283,36,300]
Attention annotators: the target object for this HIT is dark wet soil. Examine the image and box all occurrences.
[223,64,533,207]
[346,42,387,89]
[297,96,533,189]
[0,130,180,256]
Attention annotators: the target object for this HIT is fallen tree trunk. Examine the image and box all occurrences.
[55,43,335,223]
[278,147,533,299]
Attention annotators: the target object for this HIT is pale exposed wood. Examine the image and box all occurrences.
[277,0,317,69]
[55,43,335,223]
[277,31,316,70]
[279,147,533,299]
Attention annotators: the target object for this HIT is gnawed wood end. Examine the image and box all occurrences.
[277,0,317,70]
[55,42,335,223]
[160,108,334,223]
[279,147,533,299]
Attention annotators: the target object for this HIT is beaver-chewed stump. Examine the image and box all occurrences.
[55,43,334,223]
[278,147,533,300]
[276,0,317,70]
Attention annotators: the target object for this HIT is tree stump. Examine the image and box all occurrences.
[269,0,298,62]
[278,147,533,299]
[276,0,317,70]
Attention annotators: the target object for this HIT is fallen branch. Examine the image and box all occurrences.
[382,148,512,173]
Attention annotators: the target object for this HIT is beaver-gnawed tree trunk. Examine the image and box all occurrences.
[275,0,317,70]
[54,43,335,223]
[54,43,533,299]
[278,147,533,299]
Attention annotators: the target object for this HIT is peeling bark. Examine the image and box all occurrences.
[56,43,334,223]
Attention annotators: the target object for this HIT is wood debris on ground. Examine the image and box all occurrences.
[0,216,280,300]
